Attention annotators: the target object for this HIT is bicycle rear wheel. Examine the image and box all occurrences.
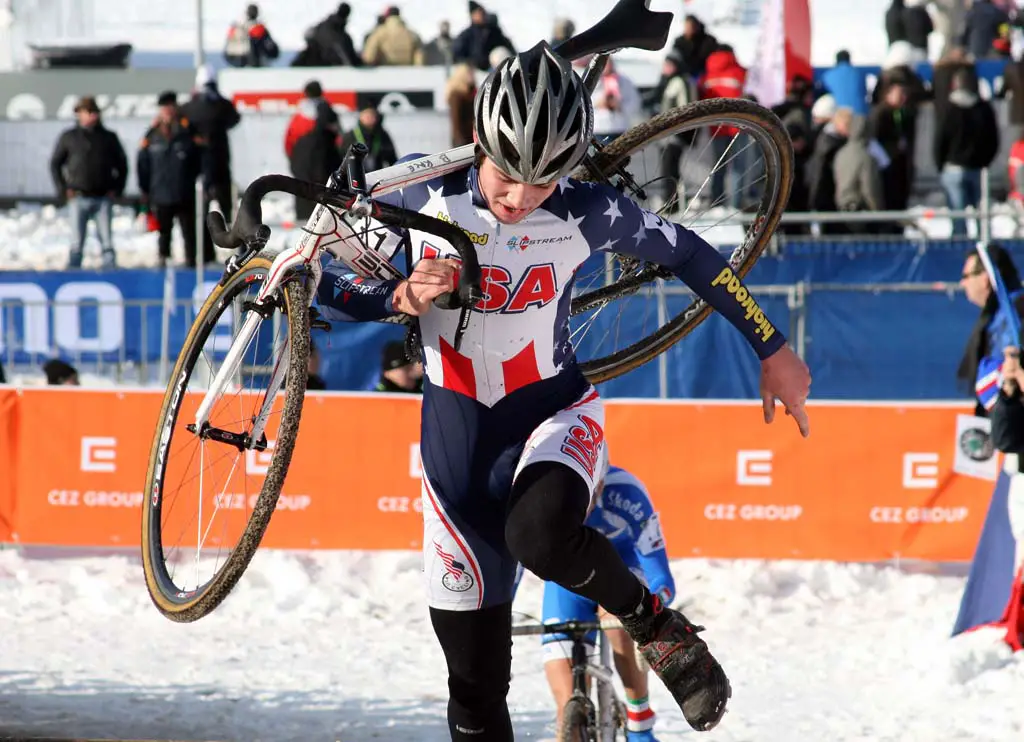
[141,252,311,622]
[569,97,794,384]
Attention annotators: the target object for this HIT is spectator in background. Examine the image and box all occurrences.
[49,95,127,270]
[375,341,423,393]
[452,1,515,72]
[423,21,454,67]
[886,0,909,48]
[961,0,1010,59]
[772,77,815,231]
[698,44,748,208]
[306,344,327,391]
[869,81,917,230]
[340,104,398,173]
[43,358,79,386]
[834,113,885,232]
[446,62,477,147]
[935,46,978,116]
[1008,134,1024,233]
[671,14,718,78]
[993,345,1024,455]
[293,3,363,67]
[180,65,241,265]
[284,80,342,222]
[806,105,849,234]
[999,47,1024,147]
[810,93,838,138]
[0,358,5,384]
[362,6,425,66]
[821,50,870,116]
[653,50,697,213]
[137,92,202,268]
[551,18,575,46]
[903,0,935,60]
[934,68,999,237]
[589,56,642,143]
[872,40,929,104]
[224,3,280,67]
[958,243,1024,416]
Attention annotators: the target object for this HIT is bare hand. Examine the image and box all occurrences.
[393,259,460,316]
[760,345,812,437]
[1003,346,1024,389]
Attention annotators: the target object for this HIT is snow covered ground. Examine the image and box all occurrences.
[0,548,1020,742]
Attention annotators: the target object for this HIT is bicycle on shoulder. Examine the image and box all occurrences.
[141,0,794,623]
[512,618,630,742]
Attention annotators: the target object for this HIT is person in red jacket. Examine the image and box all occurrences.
[1009,136,1024,236]
[283,80,343,222]
[698,45,749,209]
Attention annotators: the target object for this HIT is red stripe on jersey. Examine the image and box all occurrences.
[501,341,542,396]
[440,335,477,399]
[567,389,599,410]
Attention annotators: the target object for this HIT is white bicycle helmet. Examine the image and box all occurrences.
[474,41,594,185]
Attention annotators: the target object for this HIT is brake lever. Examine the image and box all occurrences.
[220,224,271,286]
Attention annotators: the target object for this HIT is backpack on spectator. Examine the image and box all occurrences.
[225,21,252,66]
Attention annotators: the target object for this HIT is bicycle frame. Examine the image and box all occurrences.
[190,52,619,435]
[570,629,621,742]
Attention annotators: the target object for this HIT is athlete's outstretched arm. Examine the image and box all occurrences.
[577,184,785,360]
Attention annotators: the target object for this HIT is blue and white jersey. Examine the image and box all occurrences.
[318,159,786,407]
[977,289,1024,411]
[590,465,675,603]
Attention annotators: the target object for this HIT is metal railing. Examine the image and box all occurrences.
[0,281,966,396]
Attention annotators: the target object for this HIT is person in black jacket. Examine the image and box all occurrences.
[180,65,242,264]
[671,15,718,78]
[452,1,515,72]
[137,91,202,267]
[993,346,1024,456]
[283,81,343,222]
[49,95,128,269]
[292,3,363,67]
[935,69,999,237]
[339,104,397,173]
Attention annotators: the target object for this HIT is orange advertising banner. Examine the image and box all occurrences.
[2,388,997,562]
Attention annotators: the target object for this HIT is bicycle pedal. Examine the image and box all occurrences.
[309,307,332,332]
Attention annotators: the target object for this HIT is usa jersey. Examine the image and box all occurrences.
[317,160,787,408]
[589,465,674,602]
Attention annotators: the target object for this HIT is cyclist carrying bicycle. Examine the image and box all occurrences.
[539,447,674,742]
[316,41,811,740]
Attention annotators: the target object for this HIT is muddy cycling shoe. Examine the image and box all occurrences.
[619,597,731,732]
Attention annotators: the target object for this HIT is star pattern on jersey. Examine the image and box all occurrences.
[596,238,617,253]
[632,222,647,247]
[565,208,587,233]
[558,179,575,195]
[604,197,623,227]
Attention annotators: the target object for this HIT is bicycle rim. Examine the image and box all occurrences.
[141,254,311,622]
[569,97,794,384]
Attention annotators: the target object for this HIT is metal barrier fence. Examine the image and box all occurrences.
[0,281,965,395]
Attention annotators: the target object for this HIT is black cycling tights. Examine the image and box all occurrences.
[431,462,645,741]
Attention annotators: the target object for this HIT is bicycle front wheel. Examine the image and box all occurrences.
[559,696,597,742]
[570,97,794,384]
[141,253,311,622]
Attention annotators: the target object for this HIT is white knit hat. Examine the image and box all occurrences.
[811,93,837,121]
